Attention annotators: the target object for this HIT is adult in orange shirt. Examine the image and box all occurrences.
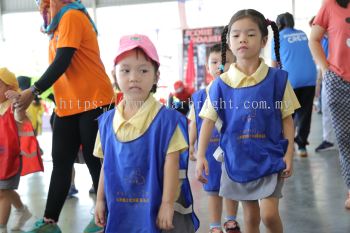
[309,0,350,209]
[11,1,114,232]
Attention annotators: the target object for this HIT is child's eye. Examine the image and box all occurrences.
[248,34,256,37]
[120,69,129,73]
[211,61,218,65]
[232,35,239,38]
[140,69,149,74]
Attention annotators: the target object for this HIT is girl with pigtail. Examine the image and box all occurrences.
[189,40,240,233]
[195,9,300,233]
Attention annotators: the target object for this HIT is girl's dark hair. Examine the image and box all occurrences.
[209,44,222,54]
[276,12,295,31]
[220,25,229,74]
[336,0,349,8]
[221,9,282,69]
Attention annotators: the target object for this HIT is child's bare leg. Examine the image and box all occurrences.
[225,198,239,219]
[9,190,24,209]
[242,200,260,233]
[0,190,12,225]
[208,194,223,229]
[260,197,282,233]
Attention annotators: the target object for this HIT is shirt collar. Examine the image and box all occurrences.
[226,58,269,86]
[113,94,159,133]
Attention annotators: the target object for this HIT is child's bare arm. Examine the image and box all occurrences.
[95,164,106,227]
[188,120,197,161]
[281,115,294,178]
[195,118,215,183]
[157,151,179,230]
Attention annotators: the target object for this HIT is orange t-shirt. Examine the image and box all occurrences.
[49,10,114,116]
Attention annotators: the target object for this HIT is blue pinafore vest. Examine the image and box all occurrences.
[192,89,222,191]
[98,107,199,232]
[209,68,289,183]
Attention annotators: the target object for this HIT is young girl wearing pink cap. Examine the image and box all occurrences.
[94,34,199,232]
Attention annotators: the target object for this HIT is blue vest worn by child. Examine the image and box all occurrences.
[209,68,289,183]
[98,107,199,233]
[192,89,222,192]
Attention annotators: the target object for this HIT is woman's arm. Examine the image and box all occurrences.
[281,115,294,178]
[195,118,215,183]
[13,47,76,111]
[309,25,328,75]
[157,151,179,230]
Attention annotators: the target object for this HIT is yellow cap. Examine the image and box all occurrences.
[0,67,20,92]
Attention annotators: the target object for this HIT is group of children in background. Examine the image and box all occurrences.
[4,3,344,233]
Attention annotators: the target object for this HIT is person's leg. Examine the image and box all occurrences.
[321,80,335,143]
[0,190,12,226]
[71,167,75,186]
[324,71,350,208]
[67,167,78,197]
[79,107,106,192]
[292,88,302,143]
[10,191,32,231]
[208,194,223,232]
[294,86,315,146]
[224,199,241,232]
[79,107,107,233]
[225,199,239,220]
[260,197,282,233]
[297,86,315,146]
[8,190,23,209]
[44,114,81,222]
[241,200,260,233]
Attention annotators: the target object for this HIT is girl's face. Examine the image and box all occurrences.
[229,17,267,62]
[116,49,158,102]
[0,79,10,103]
[207,51,235,77]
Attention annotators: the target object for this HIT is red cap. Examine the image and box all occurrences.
[114,34,160,66]
[174,80,185,93]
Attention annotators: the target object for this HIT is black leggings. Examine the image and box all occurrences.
[293,86,315,148]
[44,106,110,221]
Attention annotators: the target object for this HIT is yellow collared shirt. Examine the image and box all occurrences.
[200,59,300,121]
[94,95,188,158]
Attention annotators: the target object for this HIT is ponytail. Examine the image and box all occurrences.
[267,19,282,69]
[220,25,229,74]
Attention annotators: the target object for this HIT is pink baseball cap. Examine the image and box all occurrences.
[113,34,160,66]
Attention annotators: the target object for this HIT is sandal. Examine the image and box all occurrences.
[224,220,241,233]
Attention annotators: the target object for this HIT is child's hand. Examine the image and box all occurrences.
[189,145,196,161]
[6,88,34,111]
[281,155,293,178]
[156,202,174,230]
[5,90,20,103]
[95,199,106,227]
[195,157,208,184]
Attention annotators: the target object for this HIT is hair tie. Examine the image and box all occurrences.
[219,64,225,73]
[266,19,272,26]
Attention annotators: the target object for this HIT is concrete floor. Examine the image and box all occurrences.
[8,112,350,233]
